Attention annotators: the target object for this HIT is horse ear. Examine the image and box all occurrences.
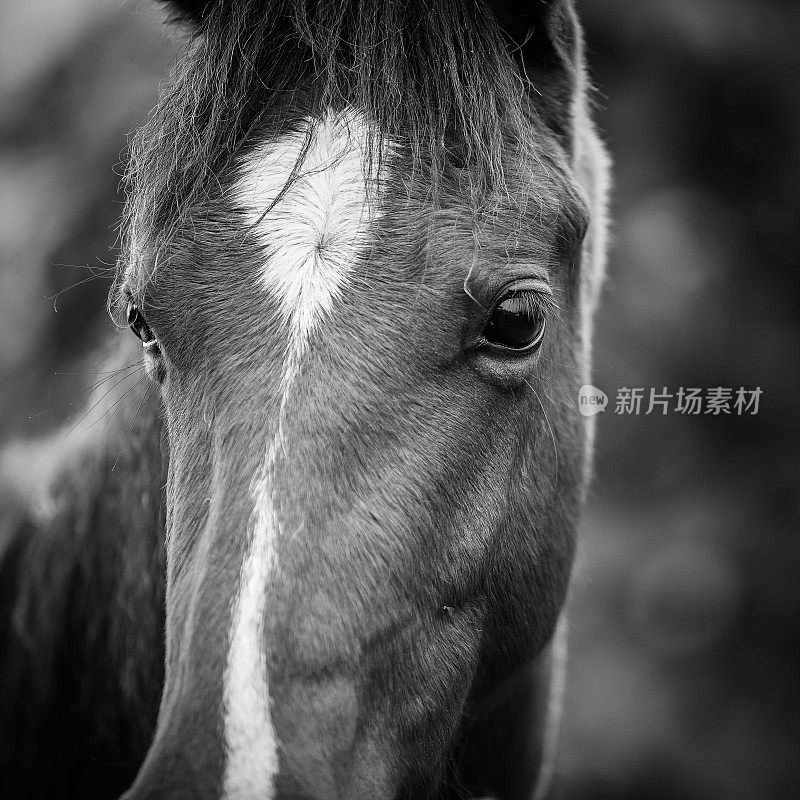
[159,0,216,25]
[491,0,584,147]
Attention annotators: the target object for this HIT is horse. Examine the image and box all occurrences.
[0,0,610,798]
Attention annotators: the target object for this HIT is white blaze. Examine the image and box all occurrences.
[221,111,380,799]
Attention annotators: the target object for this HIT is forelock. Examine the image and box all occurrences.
[120,0,550,288]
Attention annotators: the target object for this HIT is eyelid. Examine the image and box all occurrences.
[485,280,557,321]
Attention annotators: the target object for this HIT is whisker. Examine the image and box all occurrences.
[30,362,142,419]
[534,373,603,448]
[51,261,115,274]
[53,362,141,376]
[525,379,559,490]
[539,354,579,371]
[61,377,145,443]
[61,367,144,439]
[93,376,150,438]
[555,386,594,447]
[112,383,154,472]
[49,274,109,311]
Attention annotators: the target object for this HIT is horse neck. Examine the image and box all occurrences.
[0,335,166,797]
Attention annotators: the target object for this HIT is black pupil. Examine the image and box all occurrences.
[484,293,545,350]
[127,301,153,343]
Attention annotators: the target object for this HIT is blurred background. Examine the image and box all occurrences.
[0,1,797,798]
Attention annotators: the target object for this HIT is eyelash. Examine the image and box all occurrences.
[496,288,557,318]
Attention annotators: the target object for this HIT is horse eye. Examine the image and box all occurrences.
[483,290,547,352]
[126,301,157,349]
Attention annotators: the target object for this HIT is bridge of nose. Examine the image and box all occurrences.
[130,418,417,800]
[124,477,255,799]
[122,645,232,799]
[124,677,395,800]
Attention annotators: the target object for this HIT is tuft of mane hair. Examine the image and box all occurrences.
[125,0,582,289]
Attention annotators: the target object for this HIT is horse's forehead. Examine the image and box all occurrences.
[234,110,382,350]
[126,106,583,298]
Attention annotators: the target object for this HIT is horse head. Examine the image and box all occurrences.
[118,1,609,797]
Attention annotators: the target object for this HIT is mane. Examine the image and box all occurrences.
[121,0,542,290]
[0,374,166,797]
